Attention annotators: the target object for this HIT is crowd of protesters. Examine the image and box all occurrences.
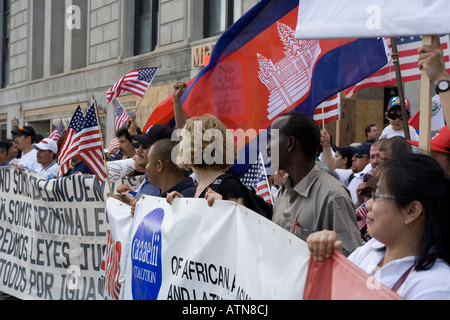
[1,35,450,300]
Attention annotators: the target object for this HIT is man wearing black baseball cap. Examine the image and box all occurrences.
[10,125,40,172]
[109,124,174,204]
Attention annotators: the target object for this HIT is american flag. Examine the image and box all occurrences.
[313,94,341,125]
[48,119,63,141]
[77,104,108,182]
[115,100,130,132]
[344,36,450,97]
[240,152,273,204]
[355,203,368,231]
[58,106,85,177]
[106,67,159,104]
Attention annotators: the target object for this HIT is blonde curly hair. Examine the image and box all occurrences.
[175,114,236,171]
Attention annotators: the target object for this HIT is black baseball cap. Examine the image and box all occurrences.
[132,124,173,148]
[349,141,372,156]
[11,126,36,139]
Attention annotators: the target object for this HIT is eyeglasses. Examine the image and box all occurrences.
[387,113,407,121]
[354,154,369,159]
[371,191,399,201]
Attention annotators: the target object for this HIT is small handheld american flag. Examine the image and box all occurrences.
[115,100,130,132]
[240,152,273,204]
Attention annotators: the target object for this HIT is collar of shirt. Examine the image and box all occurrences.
[284,164,321,198]
[42,160,57,172]
[0,161,9,167]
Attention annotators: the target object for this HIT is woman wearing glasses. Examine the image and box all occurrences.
[307,153,450,299]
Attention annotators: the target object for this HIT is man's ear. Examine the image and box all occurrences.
[157,160,164,173]
[287,136,295,152]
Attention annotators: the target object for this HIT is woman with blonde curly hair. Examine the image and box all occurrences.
[167,114,245,207]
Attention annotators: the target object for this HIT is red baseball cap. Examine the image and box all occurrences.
[408,125,450,154]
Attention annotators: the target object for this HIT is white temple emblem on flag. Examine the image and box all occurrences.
[257,22,321,120]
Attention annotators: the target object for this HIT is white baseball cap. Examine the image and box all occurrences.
[33,138,58,154]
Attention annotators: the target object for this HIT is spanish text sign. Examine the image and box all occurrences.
[0,167,108,300]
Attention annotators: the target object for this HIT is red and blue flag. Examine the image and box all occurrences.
[146,0,389,174]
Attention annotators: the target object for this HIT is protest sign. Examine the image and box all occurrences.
[0,167,141,300]
[304,251,403,300]
[295,0,450,40]
[98,198,134,300]
[121,196,311,300]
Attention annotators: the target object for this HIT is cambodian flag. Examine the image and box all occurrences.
[146,0,389,174]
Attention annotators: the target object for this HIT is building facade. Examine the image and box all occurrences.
[0,0,422,147]
[0,0,259,143]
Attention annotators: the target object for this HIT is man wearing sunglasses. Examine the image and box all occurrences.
[379,96,419,142]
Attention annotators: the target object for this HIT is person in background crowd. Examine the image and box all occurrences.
[418,35,450,131]
[379,136,412,163]
[268,112,361,256]
[116,125,138,159]
[5,139,18,162]
[109,125,172,204]
[307,153,450,300]
[130,138,197,217]
[408,125,450,175]
[0,141,9,167]
[366,139,385,173]
[32,138,60,179]
[146,138,196,198]
[10,126,40,172]
[334,146,354,170]
[365,124,380,142]
[167,114,249,208]
[379,96,419,141]
[268,170,289,201]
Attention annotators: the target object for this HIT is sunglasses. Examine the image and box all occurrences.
[354,154,369,159]
[387,113,408,121]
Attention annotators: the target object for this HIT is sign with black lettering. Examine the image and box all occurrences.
[0,167,141,300]
[119,196,311,300]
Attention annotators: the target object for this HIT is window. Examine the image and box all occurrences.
[204,0,241,38]
[1,0,10,88]
[135,0,159,55]
[0,114,6,141]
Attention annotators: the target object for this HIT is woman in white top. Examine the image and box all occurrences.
[307,153,450,300]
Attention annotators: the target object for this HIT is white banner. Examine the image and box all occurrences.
[0,167,142,300]
[295,0,450,39]
[116,196,310,300]
[98,198,133,300]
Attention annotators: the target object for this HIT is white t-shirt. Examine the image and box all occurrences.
[349,238,450,300]
[334,168,353,187]
[379,125,419,141]
[36,161,60,179]
[12,149,40,172]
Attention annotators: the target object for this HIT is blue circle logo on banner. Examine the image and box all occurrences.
[131,208,164,300]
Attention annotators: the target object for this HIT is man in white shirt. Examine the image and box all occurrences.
[32,138,60,179]
[10,126,40,172]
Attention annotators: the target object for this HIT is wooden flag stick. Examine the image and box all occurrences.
[419,35,433,154]
[390,37,411,140]
[92,95,113,195]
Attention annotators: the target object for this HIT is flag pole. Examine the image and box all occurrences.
[92,95,113,195]
[418,35,433,154]
[390,37,411,140]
